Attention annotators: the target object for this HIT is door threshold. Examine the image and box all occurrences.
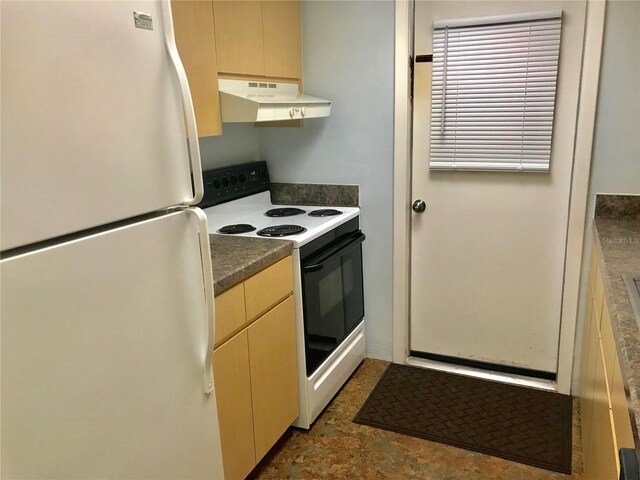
[406,356,558,393]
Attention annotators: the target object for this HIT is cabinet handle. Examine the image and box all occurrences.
[161,1,204,205]
[303,232,365,272]
[186,208,216,395]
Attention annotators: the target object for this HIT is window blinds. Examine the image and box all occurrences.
[430,11,562,172]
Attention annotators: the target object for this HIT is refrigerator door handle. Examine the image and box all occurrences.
[160,1,204,205]
[186,208,215,394]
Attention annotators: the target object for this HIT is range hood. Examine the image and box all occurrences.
[218,79,332,123]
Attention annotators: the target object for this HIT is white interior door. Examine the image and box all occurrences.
[1,1,193,251]
[409,1,586,374]
[1,211,223,479]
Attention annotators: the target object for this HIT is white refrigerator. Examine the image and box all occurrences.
[1,1,224,478]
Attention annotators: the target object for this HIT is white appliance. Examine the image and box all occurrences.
[0,2,224,479]
[218,79,332,123]
[203,191,360,246]
[201,162,366,429]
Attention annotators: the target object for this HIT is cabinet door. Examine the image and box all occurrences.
[581,297,600,461]
[248,296,298,460]
[611,359,635,452]
[213,1,265,76]
[580,287,594,390]
[171,0,222,137]
[213,332,256,480]
[262,1,302,79]
[585,343,617,480]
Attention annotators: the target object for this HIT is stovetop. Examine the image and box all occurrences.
[202,191,359,248]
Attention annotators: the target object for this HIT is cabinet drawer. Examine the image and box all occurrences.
[213,331,256,480]
[244,256,293,321]
[248,296,298,460]
[214,283,246,346]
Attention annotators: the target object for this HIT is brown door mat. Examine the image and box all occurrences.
[354,363,572,474]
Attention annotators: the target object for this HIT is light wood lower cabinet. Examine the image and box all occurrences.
[213,257,298,480]
[586,344,617,480]
[214,283,246,347]
[244,255,293,322]
[213,331,256,480]
[248,296,298,459]
[611,359,636,453]
[580,245,636,479]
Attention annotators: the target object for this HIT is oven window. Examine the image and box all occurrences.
[303,239,364,375]
[319,259,352,317]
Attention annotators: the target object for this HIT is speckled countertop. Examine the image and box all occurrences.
[593,218,640,450]
[209,235,293,295]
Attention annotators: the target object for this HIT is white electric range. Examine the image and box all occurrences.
[203,190,360,247]
[200,161,366,429]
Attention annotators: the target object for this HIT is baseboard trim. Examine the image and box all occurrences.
[406,354,558,392]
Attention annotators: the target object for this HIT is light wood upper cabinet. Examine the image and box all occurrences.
[262,1,302,79]
[171,0,222,137]
[213,1,265,77]
[213,0,302,81]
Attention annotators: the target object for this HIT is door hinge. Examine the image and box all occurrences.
[411,54,433,100]
[409,55,415,99]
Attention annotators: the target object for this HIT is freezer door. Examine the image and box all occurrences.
[1,211,223,479]
[1,1,200,251]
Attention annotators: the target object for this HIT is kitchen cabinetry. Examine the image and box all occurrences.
[212,1,265,77]
[262,1,302,79]
[580,245,636,479]
[213,0,302,80]
[172,1,303,136]
[213,256,298,480]
[213,331,255,480]
[171,0,222,137]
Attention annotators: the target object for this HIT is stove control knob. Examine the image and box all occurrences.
[230,175,237,185]
[222,178,229,187]
[412,199,426,213]
[239,174,246,183]
[212,179,220,189]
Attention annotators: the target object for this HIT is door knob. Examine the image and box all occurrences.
[412,199,426,213]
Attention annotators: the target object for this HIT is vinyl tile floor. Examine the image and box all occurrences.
[250,359,583,480]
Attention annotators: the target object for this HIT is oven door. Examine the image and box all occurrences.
[302,231,365,375]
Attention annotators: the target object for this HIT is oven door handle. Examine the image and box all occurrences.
[303,232,365,273]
